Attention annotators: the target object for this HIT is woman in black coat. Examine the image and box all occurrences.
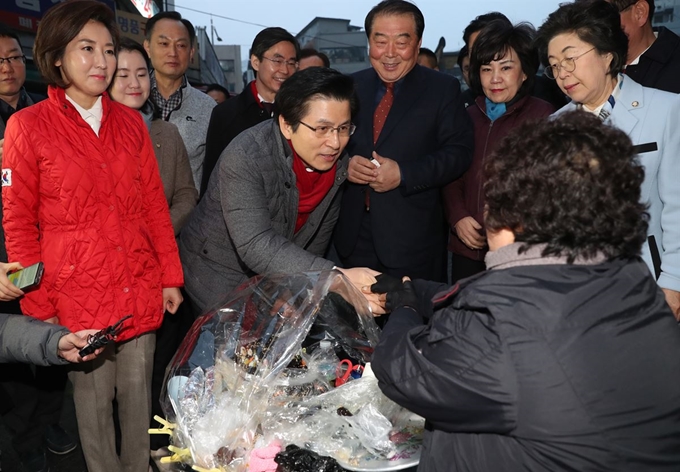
[370,111,680,471]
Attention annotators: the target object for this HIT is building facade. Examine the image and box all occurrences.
[295,17,369,74]
[0,0,227,92]
[213,45,243,94]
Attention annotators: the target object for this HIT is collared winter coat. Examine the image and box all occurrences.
[373,250,680,471]
[2,87,183,342]
[554,75,680,291]
[444,94,554,262]
[149,119,198,236]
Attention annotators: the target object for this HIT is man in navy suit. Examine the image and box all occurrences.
[334,0,473,281]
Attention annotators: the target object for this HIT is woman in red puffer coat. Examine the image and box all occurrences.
[1,2,183,471]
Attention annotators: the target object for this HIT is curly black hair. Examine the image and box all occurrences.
[483,111,648,261]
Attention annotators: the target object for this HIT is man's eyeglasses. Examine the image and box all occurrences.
[299,121,356,138]
[0,55,26,66]
[262,56,298,70]
[545,47,596,79]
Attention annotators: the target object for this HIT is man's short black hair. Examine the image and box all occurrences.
[484,110,648,261]
[456,44,469,68]
[145,11,196,46]
[300,48,331,67]
[608,0,655,23]
[418,47,438,68]
[468,21,538,99]
[365,0,425,39]
[463,12,510,46]
[276,67,358,131]
[0,23,21,46]
[249,27,300,61]
[206,83,229,96]
[536,0,628,78]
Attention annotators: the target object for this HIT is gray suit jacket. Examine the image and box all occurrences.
[179,120,347,314]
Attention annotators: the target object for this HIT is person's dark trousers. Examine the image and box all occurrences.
[149,290,194,450]
[339,211,447,282]
[0,364,67,455]
[0,304,69,460]
[450,252,486,283]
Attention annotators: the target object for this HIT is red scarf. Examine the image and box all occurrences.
[289,140,336,233]
[250,80,274,114]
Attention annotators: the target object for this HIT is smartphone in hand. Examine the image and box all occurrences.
[7,262,44,291]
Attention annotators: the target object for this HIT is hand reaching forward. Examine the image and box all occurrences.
[58,329,103,363]
[335,267,386,315]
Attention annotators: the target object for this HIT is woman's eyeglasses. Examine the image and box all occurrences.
[545,48,596,79]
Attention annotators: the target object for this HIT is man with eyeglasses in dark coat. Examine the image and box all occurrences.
[200,27,300,197]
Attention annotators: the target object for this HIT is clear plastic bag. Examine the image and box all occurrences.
[160,270,420,471]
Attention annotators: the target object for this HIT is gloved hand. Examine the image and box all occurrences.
[370,274,419,313]
[369,273,403,293]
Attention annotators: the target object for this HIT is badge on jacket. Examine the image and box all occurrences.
[1,169,11,187]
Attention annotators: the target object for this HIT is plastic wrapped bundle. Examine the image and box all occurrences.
[160,270,423,471]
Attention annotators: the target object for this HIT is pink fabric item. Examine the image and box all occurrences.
[248,444,282,472]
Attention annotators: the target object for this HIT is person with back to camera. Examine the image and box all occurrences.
[370,111,680,471]
[1,1,184,471]
[536,0,680,320]
[444,20,554,282]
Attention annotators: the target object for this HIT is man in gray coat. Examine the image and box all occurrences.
[144,12,216,191]
[179,68,381,316]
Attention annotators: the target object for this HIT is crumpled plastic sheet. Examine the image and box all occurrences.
[159,270,418,471]
[262,374,403,463]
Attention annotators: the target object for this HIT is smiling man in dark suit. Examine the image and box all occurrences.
[334,0,473,282]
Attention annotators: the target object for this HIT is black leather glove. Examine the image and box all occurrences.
[371,274,419,313]
[370,273,403,294]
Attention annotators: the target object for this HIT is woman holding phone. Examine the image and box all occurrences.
[1,1,183,471]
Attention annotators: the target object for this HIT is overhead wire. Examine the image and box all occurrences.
[168,1,367,49]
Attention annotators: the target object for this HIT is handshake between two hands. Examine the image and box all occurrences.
[335,267,418,316]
